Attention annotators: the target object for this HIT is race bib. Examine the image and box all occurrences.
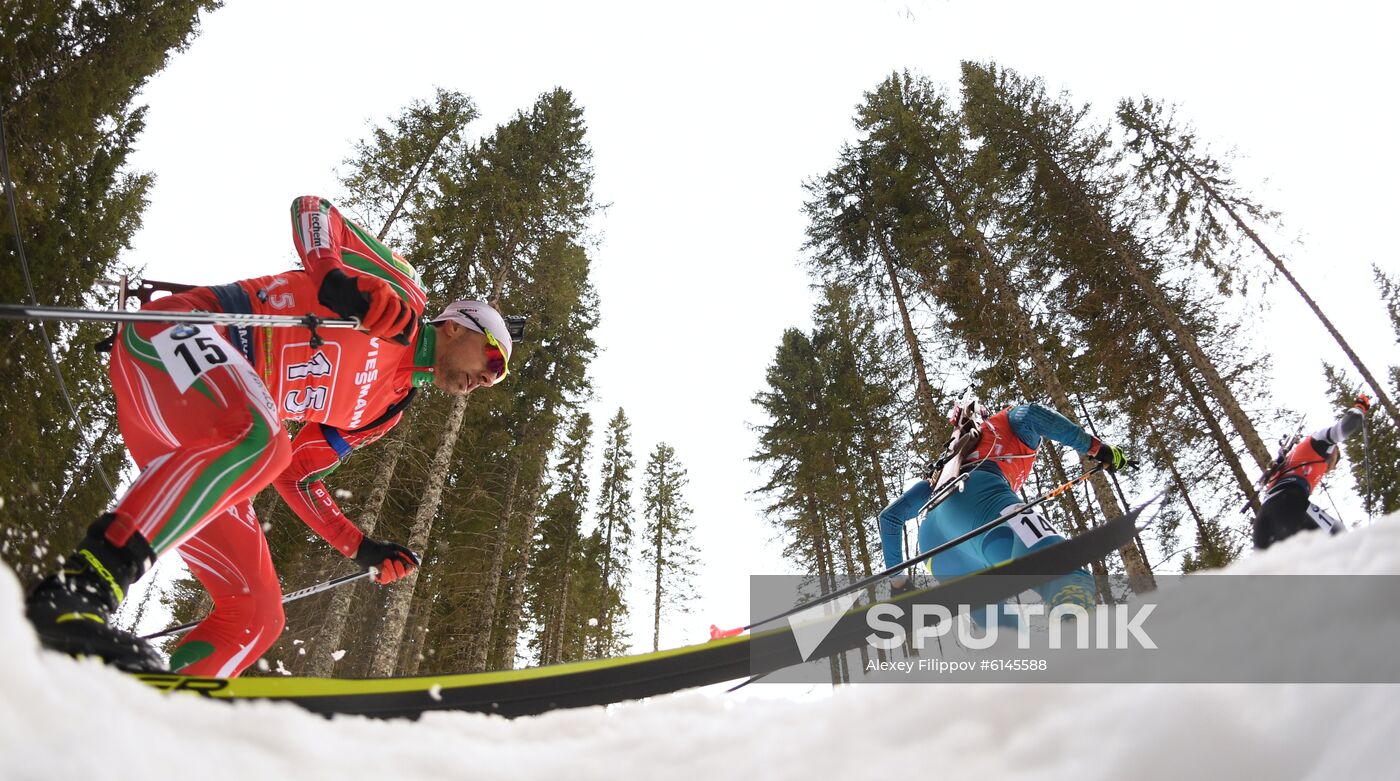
[1004,505,1060,548]
[148,324,279,428]
[151,324,232,392]
[1306,503,1342,534]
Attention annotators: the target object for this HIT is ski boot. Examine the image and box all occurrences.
[1042,570,1097,619]
[25,513,167,672]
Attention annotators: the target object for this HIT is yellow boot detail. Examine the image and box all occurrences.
[74,548,125,603]
[1050,583,1095,612]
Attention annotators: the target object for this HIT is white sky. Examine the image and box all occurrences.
[121,0,1399,658]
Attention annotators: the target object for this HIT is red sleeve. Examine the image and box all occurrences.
[288,195,352,282]
[287,195,429,316]
[272,416,403,557]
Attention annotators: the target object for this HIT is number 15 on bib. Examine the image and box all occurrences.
[151,324,234,393]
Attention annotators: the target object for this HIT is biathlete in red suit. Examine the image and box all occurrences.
[1253,394,1371,550]
[26,196,516,676]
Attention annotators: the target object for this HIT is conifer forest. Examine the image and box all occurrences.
[3,3,1396,681]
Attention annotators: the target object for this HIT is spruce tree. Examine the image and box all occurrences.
[1119,97,1400,426]
[591,408,634,657]
[253,89,482,677]
[751,286,903,598]
[958,61,1273,572]
[752,328,838,574]
[527,412,591,665]
[0,0,221,582]
[1320,266,1400,516]
[339,88,478,246]
[484,240,599,669]
[363,89,599,676]
[959,61,1272,474]
[640,442,699,652]
[802,74,948,445]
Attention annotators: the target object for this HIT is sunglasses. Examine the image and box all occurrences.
[484,339,507,381]
[456,310,509,383]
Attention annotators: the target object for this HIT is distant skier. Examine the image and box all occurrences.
[25,195,516,676]
[1253,394,1371,550]
[879,399,1132,614]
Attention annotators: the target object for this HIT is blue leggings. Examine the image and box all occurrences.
[878,470,1091,602]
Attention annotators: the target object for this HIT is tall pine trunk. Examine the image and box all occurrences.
[1135,121,1400,427]
[376,123,456,242]
[495,480,547,668]
[467,460,520,670]
[1162,346,1262,511]
[1033,146,1271,470]
[1144,416,1236,568]
[596,511,617,657]
[803,496,841,686]
[1165,451,1220,565]
[832,499,871,679]
[306,155,437,675]
[873,231,940,434]
[367,394,469,677]
[651,508,665,653]
[306,415,412,676]
[551,532,576,663]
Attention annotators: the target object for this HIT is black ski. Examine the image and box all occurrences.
[131,503,1149,719]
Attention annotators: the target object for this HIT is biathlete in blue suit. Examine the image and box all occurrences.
[879,400,1132,614]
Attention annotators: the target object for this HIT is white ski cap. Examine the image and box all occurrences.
[431,300,513,362]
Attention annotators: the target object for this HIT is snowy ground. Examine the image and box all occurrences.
[3,519,1397,781]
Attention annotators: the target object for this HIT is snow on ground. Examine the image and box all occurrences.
[3,519,1398,781]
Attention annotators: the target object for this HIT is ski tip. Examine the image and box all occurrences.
[708,624,744,641]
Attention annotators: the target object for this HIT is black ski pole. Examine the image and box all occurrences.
[741,464,1104,632]
[141,570,373,641]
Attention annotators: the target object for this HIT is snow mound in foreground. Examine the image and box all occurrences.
[2,520,1397,781]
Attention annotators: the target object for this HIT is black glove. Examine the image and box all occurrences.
[354,537,420,584]
[1089,439,1134,473]
[317,267,415,345]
